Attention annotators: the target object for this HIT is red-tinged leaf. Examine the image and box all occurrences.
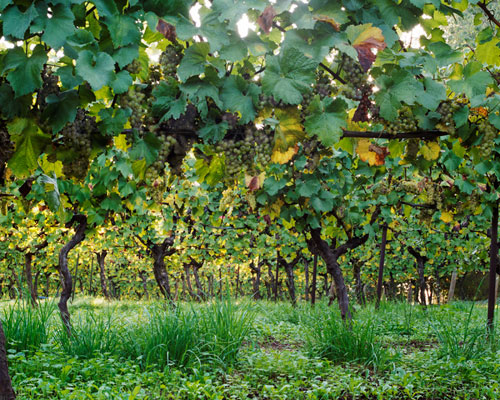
[351,25,386,72]
[247,176,259,191]
[263,214,271,225]
[368,143,389,166]
[313,15,340,31]
[257,6,276,34]
[157,19,177,42]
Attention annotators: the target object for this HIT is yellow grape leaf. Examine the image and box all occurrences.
[356,139,376,165]
[114,134,130,151]
[282,217,295,230]
[420,141,441,160]
[440,211,453,223]
[274,107,304,151]
[356,139,388,166]
[263,199,283,220]
[40,154,63,178]
[272,144,298,164]
[256,106,273,125]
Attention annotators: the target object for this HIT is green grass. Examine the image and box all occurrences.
[2,297,500,399]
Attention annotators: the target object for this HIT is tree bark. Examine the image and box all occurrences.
[150,239,173,301]
[191,261,205,300]
[487,202,499,330]
[408,247,428,306]
[309,229,351,320]
[139,271,149,300]
[281,255,299,306]
[353,258,365,305]
[249,260,261,300]
[96,251,110,300]
[184,264,197,300]
[0,320,15,400]
[375,224,388,309]
[58,215,87,334]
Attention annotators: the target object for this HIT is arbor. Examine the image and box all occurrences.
[2,0,500,393]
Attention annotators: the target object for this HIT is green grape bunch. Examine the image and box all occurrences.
[160,43,184,78]
[437,99,461,134]
[477,119,497,159]
[37,68,60,111]
[380,106,418,134]
[59,109,98,180]
[214,125,273,179]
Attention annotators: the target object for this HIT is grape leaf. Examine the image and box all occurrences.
[105,14,141,48]
[177,43,210,82]
[76,50,116,90]
[152,81,187,121]
[220,76,261,124]
[2,4,38,39]
[110,70,133,94]
[374,69,424,120]
[98,108,132,136]
[41,4,76,49]
[356,139,387,166]
[347,24,386,71]
[129,132,160,165]
[41,90,80,133]
[274,107,305,152]
[7,118,50,177]
[262,47,317,105]
[420,141,441,160]
[304,97,347,147]
[4,45,47,98]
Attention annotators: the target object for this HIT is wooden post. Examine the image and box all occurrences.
[448,270,458,303]
[375,224,388,309]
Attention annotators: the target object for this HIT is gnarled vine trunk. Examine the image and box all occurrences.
[0,320,15,400]
[249,260,262,300]
[151,243,172,300]
[280,254,300,306]
[24,253,37,307]
[58,215,87,334]
[408,247,428,306]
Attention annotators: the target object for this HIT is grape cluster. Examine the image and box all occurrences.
[395,180,422,195]
[159,43,183,78]
[405,139,420,161]
[437,99,461,134]
[126,59,142,75]
[381,106,418,134]
[59,109,97,180]
[0,124,14,167]
[120,87,155,132]
[214,126,273,179]
[313,71,331,98]
[257,94,279,110]
[426,183,443,210]
[38,69,60,110]
[221,112,239,129]
[477,119,497,158]
[146,135,177,182]
[339,54,368,101]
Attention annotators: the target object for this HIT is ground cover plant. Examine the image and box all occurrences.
[1,297,500,399]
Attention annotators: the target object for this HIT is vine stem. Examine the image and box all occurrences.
[341,129,446,140]
[478,1,500,29]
